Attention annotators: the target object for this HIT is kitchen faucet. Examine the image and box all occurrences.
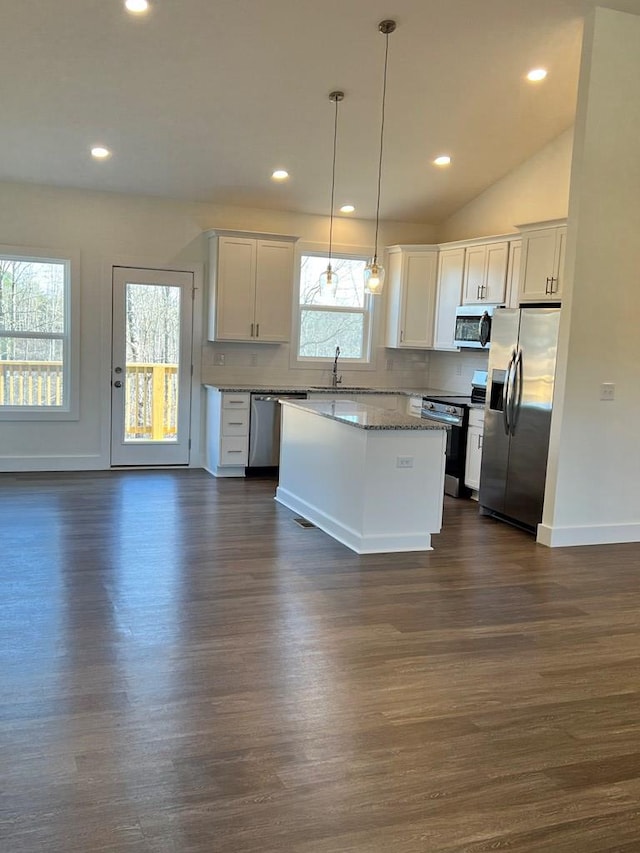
[332,346,342,388]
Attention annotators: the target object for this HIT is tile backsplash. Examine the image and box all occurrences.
[201,341,431,389]
[427,350,489,393]
[202,341,489,394]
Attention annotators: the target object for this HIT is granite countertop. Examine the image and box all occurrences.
[203,383,460,398]
[279,399,448,431]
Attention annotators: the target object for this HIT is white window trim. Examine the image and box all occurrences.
[0,244,80,421]
[290,242,379,372]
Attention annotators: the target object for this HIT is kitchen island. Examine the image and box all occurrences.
[275,399,447,554]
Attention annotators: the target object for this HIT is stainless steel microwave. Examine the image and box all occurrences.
[453,304,497,349]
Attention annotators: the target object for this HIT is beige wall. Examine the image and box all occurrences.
[0,181,435,470]
[540,7,640,546]
[437,128,574,242]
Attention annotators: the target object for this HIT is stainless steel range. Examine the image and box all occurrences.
[421,393,471,498]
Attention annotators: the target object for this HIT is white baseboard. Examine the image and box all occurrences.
[275,486,433,554]
[0,455,105,472]
[537,521,640,547]
[202,464,246,478]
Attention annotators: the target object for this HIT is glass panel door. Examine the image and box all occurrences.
[111,268,194,466]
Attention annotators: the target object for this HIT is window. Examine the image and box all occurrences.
[296,253,373,364]
[0,250,75,415]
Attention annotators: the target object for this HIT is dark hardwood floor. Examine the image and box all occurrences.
[2,469,640,852]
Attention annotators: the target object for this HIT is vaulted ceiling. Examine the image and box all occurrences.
[2,0,639,223]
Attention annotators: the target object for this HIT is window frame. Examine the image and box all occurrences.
[291,244,377,371]
[0,244,80,421]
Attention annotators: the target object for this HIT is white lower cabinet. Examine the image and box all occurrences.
[205,389,250,477]
[465,408,485,495]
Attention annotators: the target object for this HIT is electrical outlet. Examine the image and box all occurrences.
[455,362,462,376]
[396,456,414,469]
[386,358,394,371]
[214,353,225,366]
[250,353,258,367]
[600,382,615,401]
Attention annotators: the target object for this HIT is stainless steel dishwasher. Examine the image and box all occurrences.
[248,393,306,469]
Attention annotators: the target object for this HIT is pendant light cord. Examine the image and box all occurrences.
[373,29,390,262]
[328,94,340,266]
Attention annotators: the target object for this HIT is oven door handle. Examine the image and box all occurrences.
[502,349,516,435]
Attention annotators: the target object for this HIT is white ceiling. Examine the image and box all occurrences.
[2,0,639,224]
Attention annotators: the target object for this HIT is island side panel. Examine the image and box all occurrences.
[276,404,447,554]
[361,428,447,551]
[276,406,368,551]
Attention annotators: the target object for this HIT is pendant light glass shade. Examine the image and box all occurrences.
[364,20,396,296]
[363,258,385,295]
[319,91,344,301]
[319,263,339,299]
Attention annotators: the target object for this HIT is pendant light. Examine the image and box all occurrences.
[319,90,345,300]
[364,19,396,296]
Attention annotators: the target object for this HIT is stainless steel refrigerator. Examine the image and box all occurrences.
[479,307,561,531]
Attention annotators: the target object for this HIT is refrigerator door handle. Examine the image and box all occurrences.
[510,348,524,434]
[502,349,516,435]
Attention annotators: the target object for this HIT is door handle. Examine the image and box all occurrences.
[502,350,515,436]
[113,380,122,388]
[502,354,513,435]
[510,349,523,434]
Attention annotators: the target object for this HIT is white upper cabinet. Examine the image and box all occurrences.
[434,247,464,350]
[207,231,298,342]
[462,240,509,304]
[518,222,566,302]
[385,246,439,349]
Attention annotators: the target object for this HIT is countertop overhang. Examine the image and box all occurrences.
[279,398,448,431]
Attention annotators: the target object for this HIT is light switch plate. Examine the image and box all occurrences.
[600,382,615,401]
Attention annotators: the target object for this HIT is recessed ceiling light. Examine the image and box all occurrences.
[125,0,149,13]
[340,204,355,214]
[527,68,548,82]
[433,155,451,167]
[271,169,289,181]
[91,146,111,160]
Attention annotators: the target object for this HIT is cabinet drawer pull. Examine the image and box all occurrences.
[227,450,243,454]
[256,323,260,338]
[228,421,244,426]
[250,322,254,337]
